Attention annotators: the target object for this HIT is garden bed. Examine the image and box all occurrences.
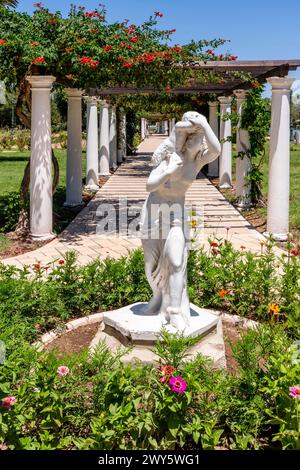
[0,245,299,450]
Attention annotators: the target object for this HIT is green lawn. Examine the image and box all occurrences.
[0,149,87,240]
[0,148,86,196]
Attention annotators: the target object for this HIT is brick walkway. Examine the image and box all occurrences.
[2,136,280,269]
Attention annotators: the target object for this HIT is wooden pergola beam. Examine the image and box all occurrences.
[86,60,300,97]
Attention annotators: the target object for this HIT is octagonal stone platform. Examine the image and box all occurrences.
[90,303,226,368]
[102,302,219,342]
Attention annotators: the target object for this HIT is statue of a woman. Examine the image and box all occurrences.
[140,111,221,330]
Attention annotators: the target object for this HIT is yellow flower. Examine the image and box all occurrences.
[191,219,197,228]
[268,303,280,315]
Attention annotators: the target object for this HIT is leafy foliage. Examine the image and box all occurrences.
[0,4,235,91]
[239,86,271,205]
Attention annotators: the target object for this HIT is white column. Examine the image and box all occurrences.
[141,118,146,140]
[109,105,117,170]
[65,88,83,207]
[85,96,99,191]
[218,96,232,188]
[99,100,110,175]
[207,101,219,177]
[117,107,126,163]
[234,89,251,208]
[264,76,295,241]
[26,75,56,240]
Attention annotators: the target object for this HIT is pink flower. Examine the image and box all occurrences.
[1,396,17,409]
[169,376,187,394]
[57,366,70,377]
[289,386,300,399]
[154,11,164,17]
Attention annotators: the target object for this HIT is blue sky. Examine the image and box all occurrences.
[17,0,300,93]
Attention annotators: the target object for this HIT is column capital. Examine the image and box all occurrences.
[99,99,109,108]
[233,89,248,101]
[208,101,219,107]
[84,96,99,106]
[218,95,232,105]
[26,75,56,89]
[267,76,295,91]
[65,88,84,98]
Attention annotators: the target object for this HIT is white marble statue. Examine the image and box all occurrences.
[140,111,221,331]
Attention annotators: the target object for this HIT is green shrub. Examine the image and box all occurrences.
[0,191,22,233]
[14,129,30,152]
[0,130,13,150]
[0,324,298,450]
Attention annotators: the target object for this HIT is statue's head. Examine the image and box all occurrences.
[181,111,206,134]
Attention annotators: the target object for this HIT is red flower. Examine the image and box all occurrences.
[33,2,44,9]
[103,45,113,51]
[169,29,176,33]
[31,57,46,64]
[31,42,40,46]
[79,56,100,68]
[89,29,98,34]
[291,249,300,256]
[65,47,74,53]
[165,85,171,93]
[154,11,164,17]
[58,260,65,265]
[79,6,86,10]
[49,19,58,24]
[122,60,134,69]
[130,36,139,43]
[0,40,8,45]
[33,264,41,270]
[210,241,219,247]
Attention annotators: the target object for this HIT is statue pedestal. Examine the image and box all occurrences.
[90,303,226,368]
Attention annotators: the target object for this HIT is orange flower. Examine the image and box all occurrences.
[218,289,230,298]
[210,241,219,248]
[191,219,197,228]
[268,303,280,315]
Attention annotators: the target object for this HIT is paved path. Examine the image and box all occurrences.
[2,136,278,269]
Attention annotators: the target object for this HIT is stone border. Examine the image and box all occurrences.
[34,312,104,350]
[221,312,259,330]
[33,310,259,352]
